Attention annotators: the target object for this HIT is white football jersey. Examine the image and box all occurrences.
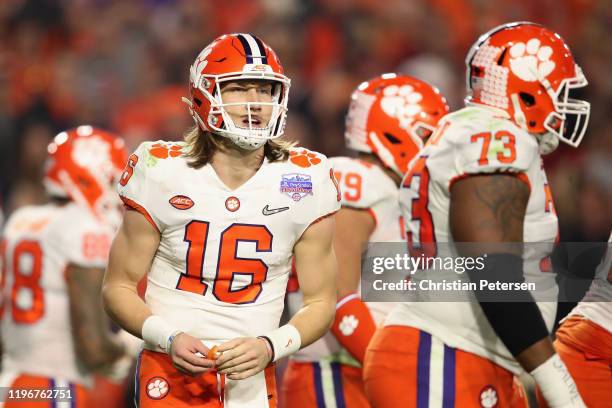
[568,231,612,333]
[386,104,559,374]
[289,157,403,364]
[1,203,114,386]
[118,142,339,407]
[118,141,340,346]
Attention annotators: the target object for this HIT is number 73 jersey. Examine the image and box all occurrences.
[389,105,559,373]
[117,142,340,349]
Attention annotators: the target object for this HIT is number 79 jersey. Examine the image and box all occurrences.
[117,142,340,349]
[388,105,559,374]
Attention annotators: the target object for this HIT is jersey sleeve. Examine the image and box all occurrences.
[329,157,389,210]
[60,216,113,269]
[451,122,538,178]
[294,151,341,228]
[116,142,164,232]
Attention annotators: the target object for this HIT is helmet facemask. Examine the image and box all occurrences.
[542,66,590,147]
[191,70,290,150]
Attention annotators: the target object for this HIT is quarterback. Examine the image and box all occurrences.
[282,74,448,407]
[102,33,340,407]
[364,23,590,408]
[0,127,133,406]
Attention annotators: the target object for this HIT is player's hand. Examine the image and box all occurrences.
[169,332,215,376]
[215,337,272,380]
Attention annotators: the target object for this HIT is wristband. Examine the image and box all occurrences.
[530,354,585,408]
[141,315,180,352]
[260,324,301,362]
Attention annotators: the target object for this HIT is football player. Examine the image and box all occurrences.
[0,126,134,406]
[102,33,340,407]
[282,74,449,407]
[537,230,612,407]
[364,22,590,407]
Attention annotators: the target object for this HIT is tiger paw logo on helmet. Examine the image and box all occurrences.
[146,377,169,399]
[509,38,555,82]
[380,84,424,129]
[149,143,183,160]
[289,149,322,168]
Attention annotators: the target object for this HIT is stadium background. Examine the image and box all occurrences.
[0,0,610,240]
[0,0,609,405]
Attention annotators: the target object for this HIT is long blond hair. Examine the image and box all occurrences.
[183,126,296,169]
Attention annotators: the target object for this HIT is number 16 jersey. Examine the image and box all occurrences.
[117,142,340,350]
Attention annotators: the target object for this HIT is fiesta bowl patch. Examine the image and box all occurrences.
[280,173,313,201]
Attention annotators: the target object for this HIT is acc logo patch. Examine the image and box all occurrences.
[169,195,194,210]
[280,173,313,202]
[146,377,169,400]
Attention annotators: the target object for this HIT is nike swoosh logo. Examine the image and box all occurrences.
[262,205,289,216]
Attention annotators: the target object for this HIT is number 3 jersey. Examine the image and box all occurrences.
[387,104,559,374]
[118,142,340,349]
[1,203,114,386]
[288,157,403,363]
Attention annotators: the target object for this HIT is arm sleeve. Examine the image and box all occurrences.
[61,219,113,269]
[330,158,388,211]
[116,142,164,232]
[304,155,342,226]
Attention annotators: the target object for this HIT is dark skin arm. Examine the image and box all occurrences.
[67,265,124,371]
[450,174,555,372]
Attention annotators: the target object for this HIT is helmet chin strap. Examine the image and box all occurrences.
[536,132,559,155]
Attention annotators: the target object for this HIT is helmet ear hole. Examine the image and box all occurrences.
[194,98,203,107]
[383,132,401,144]
[519,92,535,107]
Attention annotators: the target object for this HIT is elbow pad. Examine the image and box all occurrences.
[466,253,550,356]
[330,293,377,363]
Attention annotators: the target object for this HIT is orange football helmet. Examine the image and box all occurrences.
[44,126,128,224]
[466,22,589,148]
[345,73,449,175]
[183,33,290,150]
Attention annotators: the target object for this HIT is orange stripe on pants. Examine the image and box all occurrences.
[537,316,612,408]
[281,360,370,408]
[363,325,528,408]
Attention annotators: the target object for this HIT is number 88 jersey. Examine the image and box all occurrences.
[388,104,559,374]
[118,141,340,350]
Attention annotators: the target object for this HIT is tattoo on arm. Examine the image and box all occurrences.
[450,174,529,245]
[472,175,529,240]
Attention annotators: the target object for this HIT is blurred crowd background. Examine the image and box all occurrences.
[0,0,610,241]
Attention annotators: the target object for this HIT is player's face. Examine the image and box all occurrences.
[220,80,274,130]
